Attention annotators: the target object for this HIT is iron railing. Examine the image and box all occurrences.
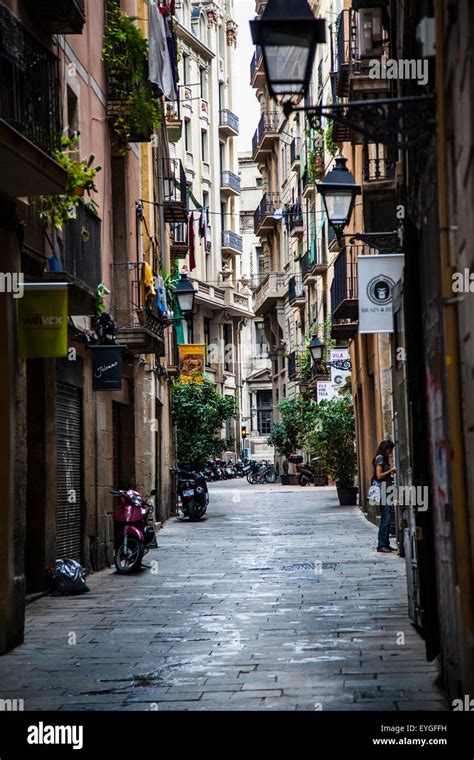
[161,157,188,221]
[219,109,239,134]
[252,111,279,158]
[290,137,301,165]
[288,201,304,234]
[288,275,305,305]
[0,4,62,156]
[363,142,397,181]
[221,170,241,194]
[254,192,282,233]
[111,261,167,337]
[250,45,263,81]
[331,243,378,319]
[222,230,243,253]
[62,205,102,291]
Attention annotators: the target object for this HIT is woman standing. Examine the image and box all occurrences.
[372,440,397,553]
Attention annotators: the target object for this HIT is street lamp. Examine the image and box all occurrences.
[309,336,324,364]
[173,271,196,316]
[250,0,326,102]
[316,155,361,238]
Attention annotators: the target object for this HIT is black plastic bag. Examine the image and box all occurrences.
[46,559,90,596]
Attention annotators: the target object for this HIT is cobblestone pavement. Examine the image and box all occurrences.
[0,482,447,711]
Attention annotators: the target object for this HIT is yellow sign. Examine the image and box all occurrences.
[17,284,68,359]
[178,344,205,384]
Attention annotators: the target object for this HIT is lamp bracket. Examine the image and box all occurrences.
[318,359,352,372]
[284,95,436,151]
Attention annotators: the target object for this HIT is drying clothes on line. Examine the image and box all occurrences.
[199,208,208,249]
[148,0,175,101]
[141,261,156,307]
[155,275,168,314]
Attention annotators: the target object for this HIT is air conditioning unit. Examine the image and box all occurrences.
[358,8,383,57]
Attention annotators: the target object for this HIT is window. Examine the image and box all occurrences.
[219,83,225,112]
[204,318,211,367]
[182,53,189,86]
[200,67,208,100]
[201,130,208,162]
[282,144,288,181]
[256,246,265,275]
[223,323,232,372]
[255,321,268,358]
[256,177,263,188]
[184,119,191,151]
[256,390,273,436]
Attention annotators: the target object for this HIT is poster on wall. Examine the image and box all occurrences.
[90,345,126,391]
[17,283,68,359]
[358,254,405,333]
[178,344,206,384]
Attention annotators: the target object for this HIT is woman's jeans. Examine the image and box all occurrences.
[378,503,391,548]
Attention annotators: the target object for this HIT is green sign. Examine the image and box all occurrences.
[17,284,68,359]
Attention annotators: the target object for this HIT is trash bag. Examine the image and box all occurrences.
[46,559,90,596]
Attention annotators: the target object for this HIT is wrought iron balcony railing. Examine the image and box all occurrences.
[254,192,282,234]
[26,0,86,34]
[161,157,188,223]
[219,109,240,135]
[331,243,378,322]
[221,170,241,195]
[62,205,102,292]
[363,142,397,182]
[0,5,62,157]
[250,45,263,82]
[222,230,243,254]
[288,275,305,305]
[252,111,279,160]
[290,137,301,166]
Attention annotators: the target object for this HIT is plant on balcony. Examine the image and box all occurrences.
[103,2,164,153]
[172,379,236,468]
[40,135,102,229]
[302,397,357,489]
[324,119,338,157]
[308,127,325,182]
[296,345,313,381]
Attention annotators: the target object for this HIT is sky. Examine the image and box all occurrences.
[233,0,260,156]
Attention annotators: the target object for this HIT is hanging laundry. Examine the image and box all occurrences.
[148,0,175,101]
[188,212,196,271]
[141,261,156,307]
[198,209,207,250]
[164,15,179,101]
[155,275,168,314]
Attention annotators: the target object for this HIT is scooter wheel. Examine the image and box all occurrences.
[114,538,145,574]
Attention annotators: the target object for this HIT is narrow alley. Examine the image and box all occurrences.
[0,482,446,711]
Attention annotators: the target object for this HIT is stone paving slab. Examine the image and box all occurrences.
[0,482,448,711]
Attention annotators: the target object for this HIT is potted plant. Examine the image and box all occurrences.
[303,397,358,505]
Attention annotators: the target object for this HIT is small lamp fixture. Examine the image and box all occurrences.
[316,155,361,236]
[174,271,196,316]
[250,0,326,102]
[309,336,324,364]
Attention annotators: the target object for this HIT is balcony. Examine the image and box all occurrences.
[26,0,86,34]
[161,158,188,223]
[288,275,305,307]
[302,167,315,200]
[112,262,166,356]
[289,202,304,239]
[165,103,182,144]
[331,247,358,322]
[221,230,243,256]
[221,170,241,197]
[252,272,287,316]
[252,112,279,163]
[362,143,398,232]
[0,7,66,197]
[254,193,282,236]
[301,244,328,285]
[290,138,301,172]
[169,222,189,261]
[250,46,265,89]
[288,352,298,381]
[333,9,352,98]
[219,109,240,138]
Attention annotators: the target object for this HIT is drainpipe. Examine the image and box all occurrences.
[435,0,474,693]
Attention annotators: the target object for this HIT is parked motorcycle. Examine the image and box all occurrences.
[171,467,209,521]
[297,457,321,486]
[111,488,157,574]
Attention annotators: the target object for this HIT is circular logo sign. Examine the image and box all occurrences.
[366,275,396,306]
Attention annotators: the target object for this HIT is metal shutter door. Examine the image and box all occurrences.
[56,382,83,562]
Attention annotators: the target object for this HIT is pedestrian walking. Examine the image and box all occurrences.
[371,440,397,553]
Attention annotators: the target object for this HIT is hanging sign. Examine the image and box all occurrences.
[317,382,338,402]
[179,344,205,384]
[330,348,351,390]
[90,345,126,391]
[358,254,405,333]
[17,283,68,359]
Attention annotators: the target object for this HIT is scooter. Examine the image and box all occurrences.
[297,457,321,486]
[171,467,209,521]
[111,488,157,574]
